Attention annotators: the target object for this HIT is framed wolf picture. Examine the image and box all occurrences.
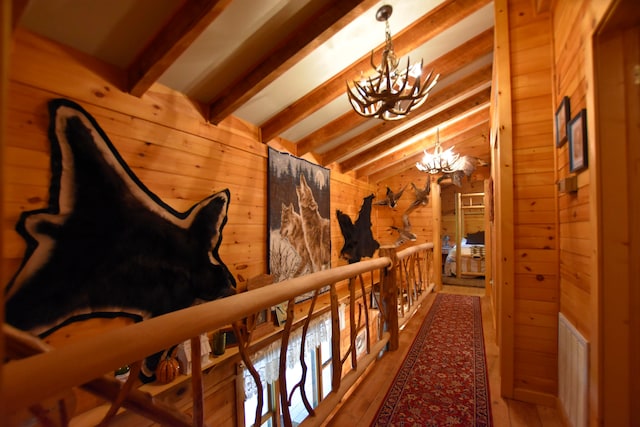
[268,148,331,298]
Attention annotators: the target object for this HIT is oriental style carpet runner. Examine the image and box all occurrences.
[371,293,492,426]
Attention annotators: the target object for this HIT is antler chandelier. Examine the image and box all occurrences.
[416,129,460,174]
[346,4,439,121]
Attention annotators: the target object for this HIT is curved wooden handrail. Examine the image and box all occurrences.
[3,257,392,411]
[397,242,434,259]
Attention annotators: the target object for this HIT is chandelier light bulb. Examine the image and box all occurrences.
[416,129,461,174]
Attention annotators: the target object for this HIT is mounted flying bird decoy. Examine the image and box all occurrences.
[374,185,407,209]
[405,179,431,215]
[390,213,417,247]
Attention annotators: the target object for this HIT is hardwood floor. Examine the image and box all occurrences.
[323,285,564,427]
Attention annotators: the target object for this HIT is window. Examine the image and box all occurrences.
[243,313,331,426]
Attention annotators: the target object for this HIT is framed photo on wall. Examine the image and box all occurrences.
[569,109,588,173]
[555,96,570,147]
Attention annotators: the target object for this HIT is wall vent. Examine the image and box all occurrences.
[558,313,589,427]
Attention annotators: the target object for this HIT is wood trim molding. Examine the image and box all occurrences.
[1,0,11,420]
[493,0,516,398]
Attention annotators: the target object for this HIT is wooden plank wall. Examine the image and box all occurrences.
[1,28,376,291]
[372,168,435,248]
[1,28,378,423]
[593,3,639,424]
[552,0,620,423]
[505,0,558,404]
[553,3,603,423]
[552,0,592,348]
[492,0,516,393]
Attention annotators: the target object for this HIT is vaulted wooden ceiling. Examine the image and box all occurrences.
[15,0,494,183]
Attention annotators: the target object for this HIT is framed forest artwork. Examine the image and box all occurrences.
[569,109,588,173]
[555,96,570,147]
[268,148,331,301]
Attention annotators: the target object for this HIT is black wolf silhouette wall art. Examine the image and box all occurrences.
[336,194,379,263]
[5,99,237,350]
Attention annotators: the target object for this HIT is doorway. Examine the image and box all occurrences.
[593,1,639,423]
[440,180,487,288]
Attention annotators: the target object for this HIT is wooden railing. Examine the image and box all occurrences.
[3,243,434,427]
[395,242,437,319]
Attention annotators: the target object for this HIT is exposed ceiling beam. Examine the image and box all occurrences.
[127,0,233,97]
[356,109,490,178]
[207,0,376,124]
[338,87,491,172]
[320,63,493,166]
[260,0,491,142]
[296,27,494,156]
[368,123,490,183]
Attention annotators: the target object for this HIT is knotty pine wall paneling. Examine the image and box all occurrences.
[2,29,377,290]
[1,28,378,424]
[552,0,632,424]
[509,0,558,404]
[373,168,435,248]
[492,0,516,397]
[552,0,593,343]
[492,0,559,405]
[552,3,599,423]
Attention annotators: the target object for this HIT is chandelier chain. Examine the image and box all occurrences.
[346,4,439,121]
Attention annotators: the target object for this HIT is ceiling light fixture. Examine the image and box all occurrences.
[346,4,439,121]
[416,129,460,174]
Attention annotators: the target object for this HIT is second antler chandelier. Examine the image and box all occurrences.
[347,4,439,121]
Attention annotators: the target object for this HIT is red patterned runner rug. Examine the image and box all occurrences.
[371,293,492,426]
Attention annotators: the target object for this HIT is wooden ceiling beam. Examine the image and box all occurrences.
[355,108,490,178]
[127,0,233,97]
[320,62,493,165]
[260,0,491,143]
[207,0,375,124]
[367,123,490,183]
[338,87,491,172]
[296,27,494,157]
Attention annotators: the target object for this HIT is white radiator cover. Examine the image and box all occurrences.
[558,313,589,427]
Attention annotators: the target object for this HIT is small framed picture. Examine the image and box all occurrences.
[568,109,588,173]
[555,96,570,147]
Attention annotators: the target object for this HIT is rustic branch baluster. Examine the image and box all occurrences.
[379,246,399,350]
[349,277,357,369]
[397,258,406,317]
[415,251,424,293]
[287,290,319,417]
[97,360,142,426]
[278,298,296,427]
[329,284,341,393]
[190,336,204,427]
[232,322,263,427]
[358,274,371,354]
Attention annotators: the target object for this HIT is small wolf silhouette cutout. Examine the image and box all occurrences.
[336,194,379,263]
